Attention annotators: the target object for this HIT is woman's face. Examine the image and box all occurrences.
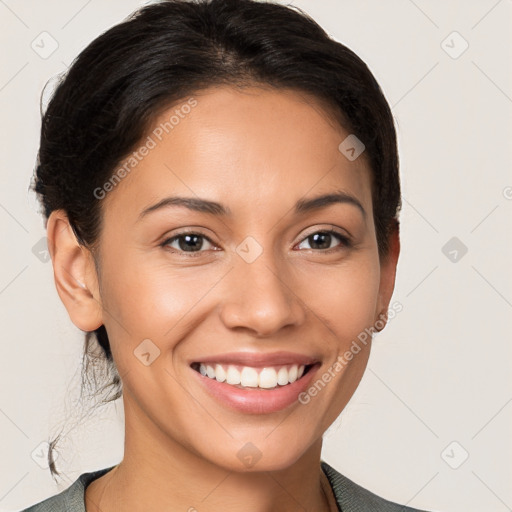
[82,85,398,471]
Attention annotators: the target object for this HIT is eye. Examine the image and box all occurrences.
[161,231,216,256]
[296,229,351,252]
[161,228,351,257]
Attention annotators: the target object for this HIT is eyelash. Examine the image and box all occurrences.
[160,228,352,257]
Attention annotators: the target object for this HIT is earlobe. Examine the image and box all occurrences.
[46,210,103,332]
[374,220,401,331]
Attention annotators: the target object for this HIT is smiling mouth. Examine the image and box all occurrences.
[190,362,315,390]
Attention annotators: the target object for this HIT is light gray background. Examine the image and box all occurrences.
[1,1,511,511]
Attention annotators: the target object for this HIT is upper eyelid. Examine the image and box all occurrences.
[295,229,351,250]
[162,231,216,249]
[299,225,351,240]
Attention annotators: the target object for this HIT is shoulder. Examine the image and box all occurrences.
[19,466,116,512]
[321,460,438,512]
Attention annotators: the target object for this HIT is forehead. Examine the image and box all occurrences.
[101,85,373,223]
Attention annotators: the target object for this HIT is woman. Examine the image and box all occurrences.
[22,0,436,510]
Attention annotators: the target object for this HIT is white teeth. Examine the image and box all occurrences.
[277,366,289,385]
[215,364,226,382]
[206,365,215,379]
[197,363,307,389]
[258,367,278,389]
[240,367,259,387]
[226,365,241,385]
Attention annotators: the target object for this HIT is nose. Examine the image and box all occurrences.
[219,249,306,337]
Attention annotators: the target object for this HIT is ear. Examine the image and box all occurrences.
[46,210,103,332]
[374,219,400,331]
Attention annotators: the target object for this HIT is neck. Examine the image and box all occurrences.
[85,397,336,512]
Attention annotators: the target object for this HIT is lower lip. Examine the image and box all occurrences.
[191,364,321,414]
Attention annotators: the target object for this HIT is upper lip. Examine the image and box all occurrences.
[190,351,320,367]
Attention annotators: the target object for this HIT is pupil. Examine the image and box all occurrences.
[310,232,330,250]
[179,234,202,251]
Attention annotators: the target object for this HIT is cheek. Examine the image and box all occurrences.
[296,256,381,344]
[99,256,221,350]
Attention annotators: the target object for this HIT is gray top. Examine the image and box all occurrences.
[20,460,434,511]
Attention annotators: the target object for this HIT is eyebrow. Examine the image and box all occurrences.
[295,191,366,219]
[137,190,366,221]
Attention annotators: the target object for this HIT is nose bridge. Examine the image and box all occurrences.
[219,237,305,335]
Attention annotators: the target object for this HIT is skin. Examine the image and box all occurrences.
[46,84,400,512]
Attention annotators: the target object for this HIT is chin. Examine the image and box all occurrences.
[196,434,317,474]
